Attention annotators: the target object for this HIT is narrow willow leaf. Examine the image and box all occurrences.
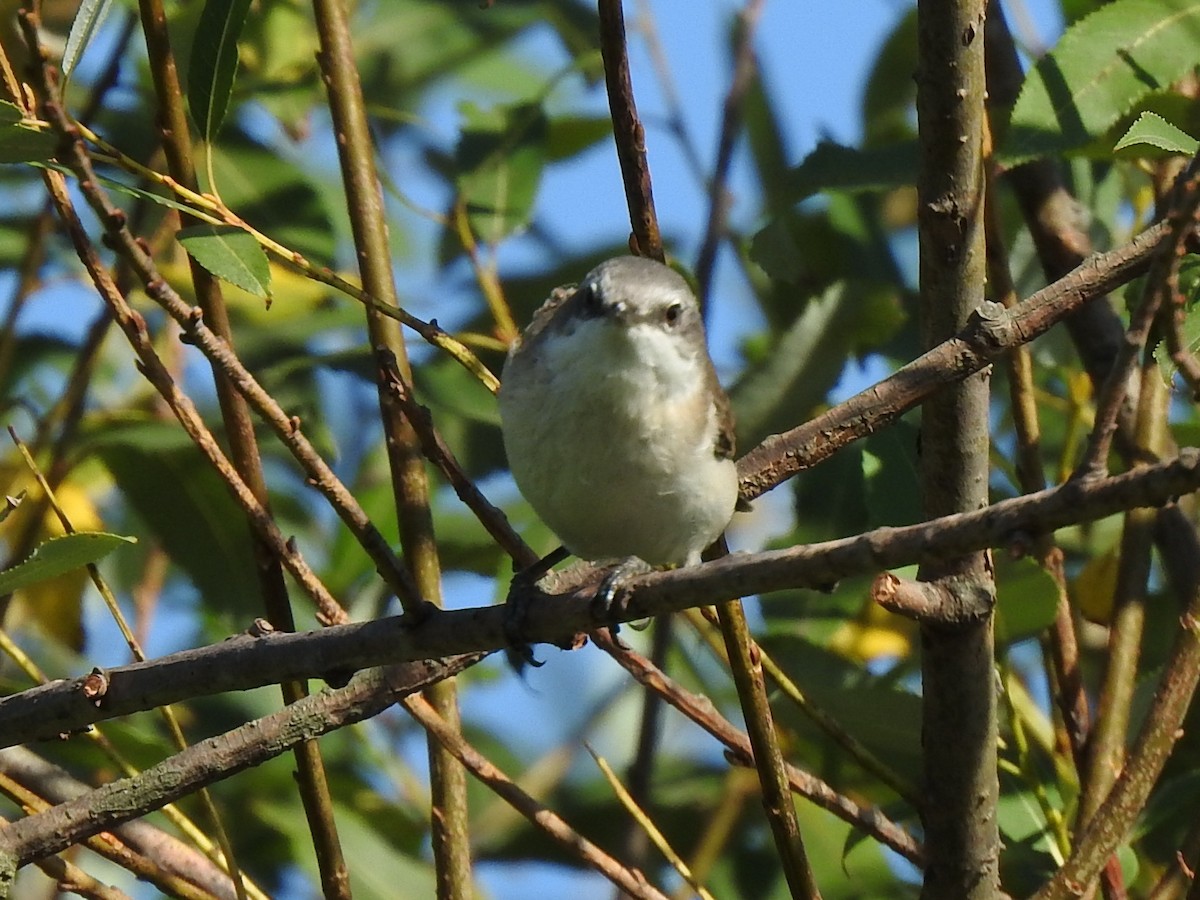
[61,0,114,85]
[0,532,136,594]
[188,0,254,141]
[1000,0,1200,164]
[0,125,56,164]
[0,100,24,127]
[0,100,56,164]
[1114,111,1199,155]
[31,161,198,214]
[178,224,271,298]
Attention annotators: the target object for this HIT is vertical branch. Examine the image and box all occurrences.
[914,2,999,899]
[131,0,350,892]
[598,0,663,261]
[714,597,820,898]
[309,2,473,898]
[981,150,1090,772]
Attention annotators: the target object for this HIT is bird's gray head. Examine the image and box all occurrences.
[511,255,711,366]
[573,256,701,334]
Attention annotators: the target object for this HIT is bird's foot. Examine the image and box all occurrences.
[590,556,654,625]
[503,546,570,670]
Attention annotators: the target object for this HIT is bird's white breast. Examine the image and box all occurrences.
[498,318,738,565]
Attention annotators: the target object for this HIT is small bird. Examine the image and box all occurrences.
[498,256,741,606]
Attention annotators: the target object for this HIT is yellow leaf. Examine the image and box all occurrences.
[2,468,103,650]
[1073,545,1119,625]
[828,598,916,663]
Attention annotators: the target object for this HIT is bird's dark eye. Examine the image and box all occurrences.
[576,283,603,317]
[665,302,683,326]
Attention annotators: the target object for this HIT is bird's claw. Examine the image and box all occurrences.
[590,556,653,623]
[503,550,568,670]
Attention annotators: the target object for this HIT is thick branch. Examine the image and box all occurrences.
[1,452,1198,746]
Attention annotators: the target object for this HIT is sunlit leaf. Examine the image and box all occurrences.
[0,532,135,594]
[455,101,547,244]
[188,0,254,141]
[1000,0,1200,163]
[61,0,113,85]
[994,556,1060,644]
[0,101,55,164]
[1114,111,1199,155]
[177,224,272,299]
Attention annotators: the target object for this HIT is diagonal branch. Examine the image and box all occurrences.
[0,657,475,870]
[737,218,1172,498]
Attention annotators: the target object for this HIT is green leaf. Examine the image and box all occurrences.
[188,0,254,141]
[32,160,198,213]
[0,101,56,164]
[455,101,547,244]
[0,102,22,128]
[994,556,1061,645]
[1114,110,1199,155]
[790,140,918,200]
[61,0,114,85]
[767,638,924,787]
[177,224,271,299]
[861,9,918,145]
[1000,0,1200,164]
[206,136,336,260]
[545,115,610,161]
[0,532,136,594]
[862,420,922,529]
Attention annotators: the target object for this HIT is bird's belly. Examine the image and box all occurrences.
[500,375,738,564]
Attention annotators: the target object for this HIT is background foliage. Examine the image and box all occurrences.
[0,0,1199,898]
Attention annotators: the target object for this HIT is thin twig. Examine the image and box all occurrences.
[597,0,663,261]
[0,774,223,900]
[981,139,1091,771]
[24,44,418,614]
[399,697,670,900]
[1074,156,1200,477]
[592,629,924,866]
[30,119,348,625]
[0,658,479,871]
[1031,580,1200,900]
[589,745,716,900]
[714,591,819,897]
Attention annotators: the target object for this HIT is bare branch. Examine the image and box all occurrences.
[1,452,1198,746]
[598,0,663,260]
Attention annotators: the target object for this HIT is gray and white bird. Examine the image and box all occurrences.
[498,256,740,581]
